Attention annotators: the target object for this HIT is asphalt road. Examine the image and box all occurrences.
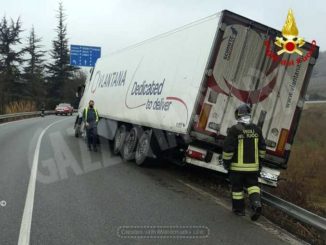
[0,116,303,245]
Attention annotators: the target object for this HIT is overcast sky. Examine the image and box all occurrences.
[1,0,325,58]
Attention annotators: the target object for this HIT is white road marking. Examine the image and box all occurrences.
[18,118,69,245]
[177,179,306,245]
[177,179,231,210]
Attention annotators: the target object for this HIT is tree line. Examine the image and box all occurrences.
[0,2,85,114]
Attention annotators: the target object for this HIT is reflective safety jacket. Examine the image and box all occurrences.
[222,123,266,172]
[83,107,99,125]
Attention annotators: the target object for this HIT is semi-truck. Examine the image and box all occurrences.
[75,10,319,187]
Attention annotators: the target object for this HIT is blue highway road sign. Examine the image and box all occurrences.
[70,45,101,67]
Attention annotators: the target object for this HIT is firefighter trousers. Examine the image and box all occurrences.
[229,171,261,211]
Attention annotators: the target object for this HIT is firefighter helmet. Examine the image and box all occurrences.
[235,104,252,120]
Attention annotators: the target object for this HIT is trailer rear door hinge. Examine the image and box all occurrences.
[219,23,226,31]
[309,57,316,65]
[297,99,305,108]
[205,69,213,77]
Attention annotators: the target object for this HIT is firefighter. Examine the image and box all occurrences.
[83,100,99,152]
[222,104,266,221]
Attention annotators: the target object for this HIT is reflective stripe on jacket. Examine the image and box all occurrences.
[84,107,99,123]
[223,123,266,172]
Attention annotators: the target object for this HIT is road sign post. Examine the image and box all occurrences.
[70,45,101,67]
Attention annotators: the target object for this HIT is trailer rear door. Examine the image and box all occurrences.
[191,10,319,167]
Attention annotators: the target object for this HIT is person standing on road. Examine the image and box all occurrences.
[83,100,99,152]
[222,104,266,221]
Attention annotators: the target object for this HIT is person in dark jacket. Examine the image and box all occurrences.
[222,104,266,221]
[83,100,99,151]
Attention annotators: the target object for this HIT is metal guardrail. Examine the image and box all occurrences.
[262,191,326,232]
[305,100,326,104]
[0,111,55,121]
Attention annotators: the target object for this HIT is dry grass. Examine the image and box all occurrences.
[273,103,326,215]
[266,103,326,244]
[4,100,36,114]
[262,206,325,245]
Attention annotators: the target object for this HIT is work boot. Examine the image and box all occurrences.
[233,209,245,216]
[251,201,262,221]
[88,145,92,151]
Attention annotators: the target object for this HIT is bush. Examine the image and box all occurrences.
[4,100,36,114]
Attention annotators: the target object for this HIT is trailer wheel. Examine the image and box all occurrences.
[113,125,127,155]
[135,131,151,166]
[121,127,140,161]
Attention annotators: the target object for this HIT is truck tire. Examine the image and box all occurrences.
[135,131,152,166]
[113,125,127,155]
[121,127,141,161]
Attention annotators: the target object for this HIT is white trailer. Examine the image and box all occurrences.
[76,10,319,186]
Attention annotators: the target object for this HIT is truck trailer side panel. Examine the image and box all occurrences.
[81,14,221,135]
[78,10,318,173]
